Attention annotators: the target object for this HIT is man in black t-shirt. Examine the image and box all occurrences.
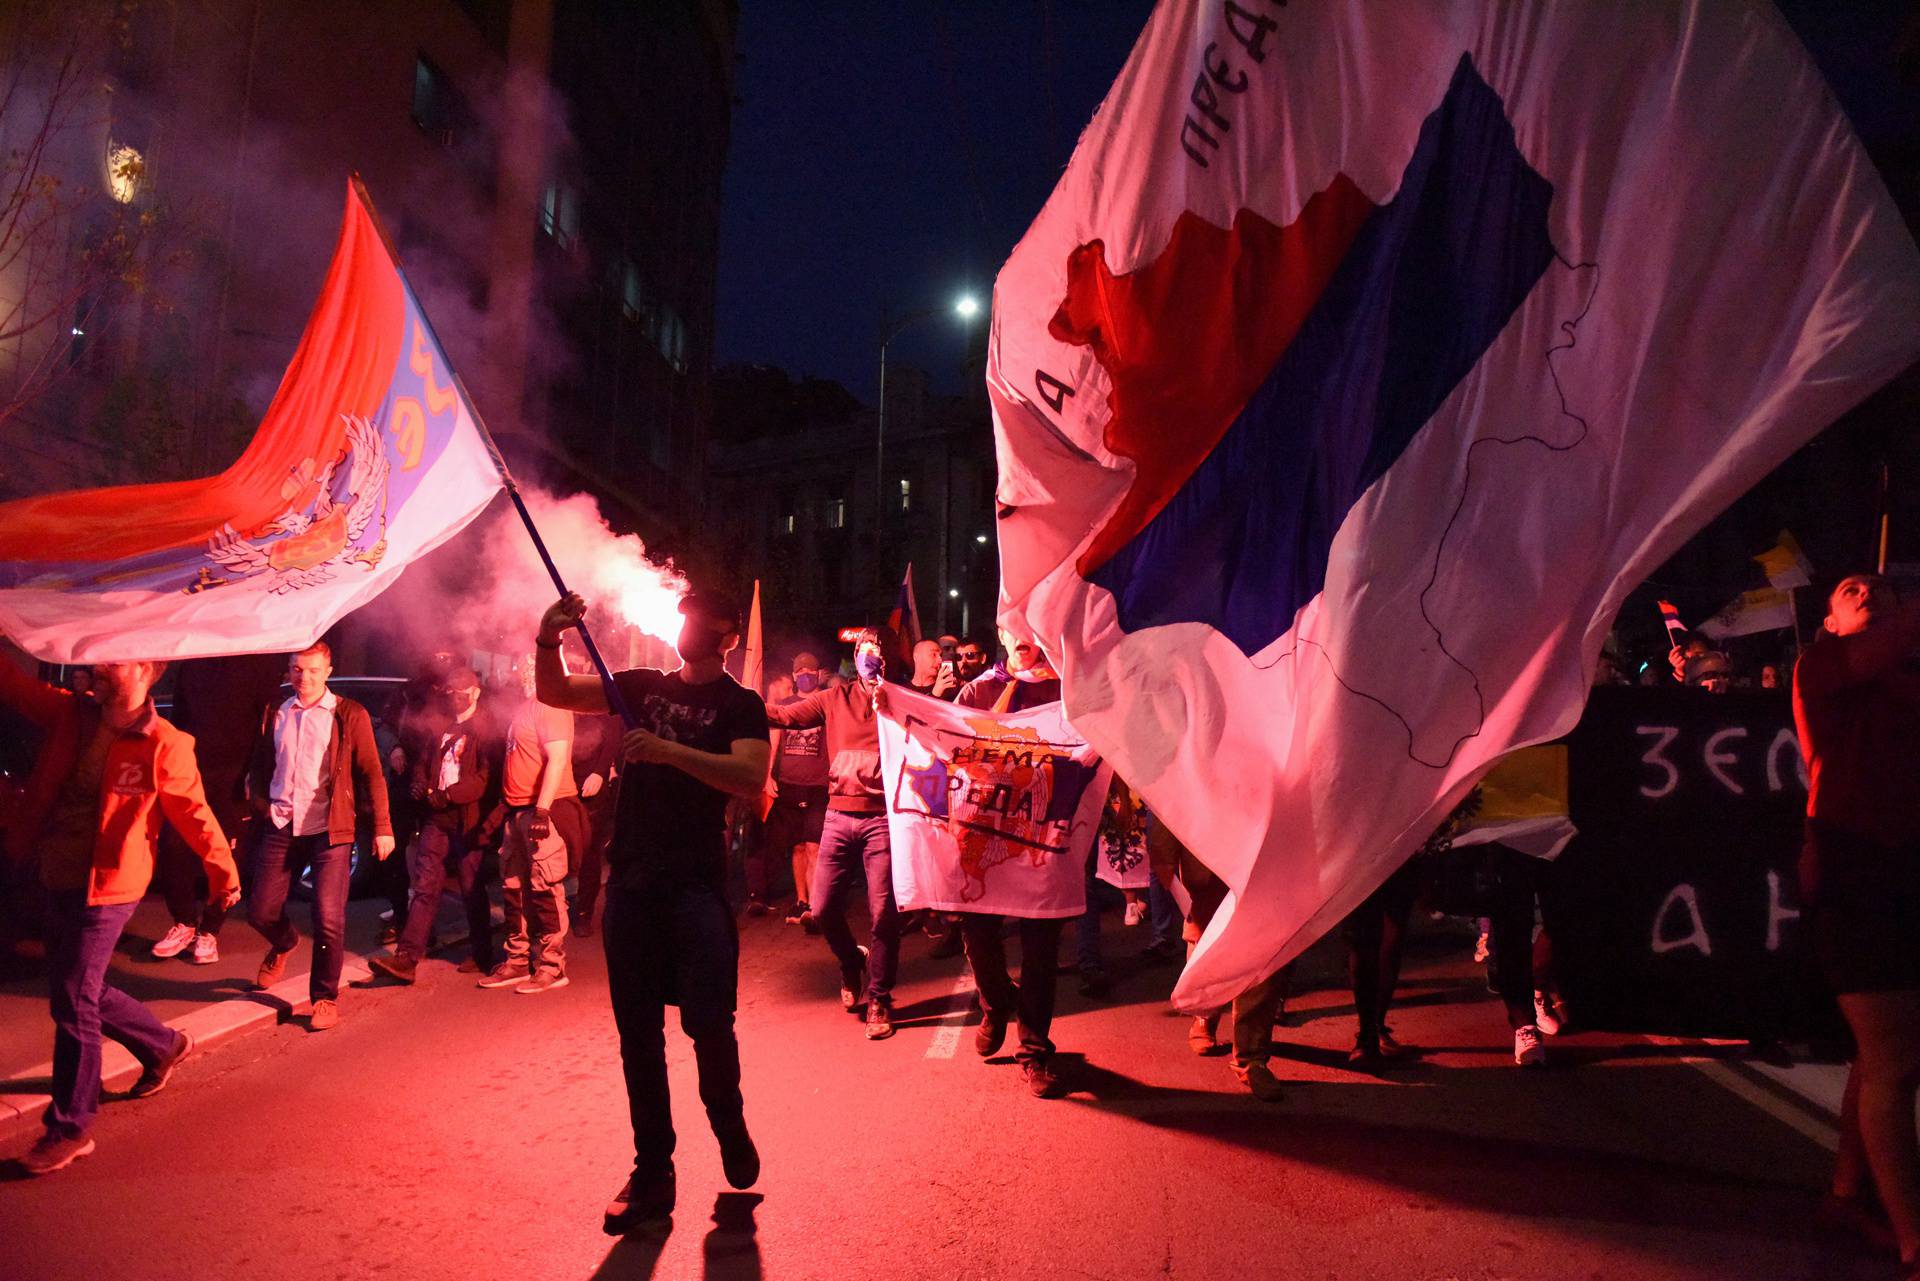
[535,587,770,1235]
[767,654,832,923]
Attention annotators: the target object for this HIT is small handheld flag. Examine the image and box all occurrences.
[1656,600,1690,650]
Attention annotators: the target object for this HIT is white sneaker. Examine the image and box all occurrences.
[1532,992,1562,1037]
[191,932,219,965]
[151,923,197,959]
[1123,901,1145,927]
[1514,1024,1547,1068]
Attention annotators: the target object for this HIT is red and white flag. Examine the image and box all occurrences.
[987,2,1920,1008]
[879,685,1110,919]
[0,181,502,663]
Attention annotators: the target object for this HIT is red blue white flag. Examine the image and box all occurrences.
[0,181,502,663]
[887,562,923,647]
[986,2,1920,1009]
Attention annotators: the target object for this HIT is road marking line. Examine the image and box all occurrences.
[925,969,978,1060]
[1642,1036,1840,1152]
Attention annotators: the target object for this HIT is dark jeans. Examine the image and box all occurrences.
[811,811,899,1004]
[1342,858,1423,1042]
[247,827,352,1002]
[44,891,176,1139]
[1485,845,1544,1029]
[157,828,233,934]
[1076,851,1107,972]
[604,880,743,1182]
[958,913,1064,1064]
[398,823,494,969]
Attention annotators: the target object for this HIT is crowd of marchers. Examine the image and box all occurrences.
[2,572,1918,1280]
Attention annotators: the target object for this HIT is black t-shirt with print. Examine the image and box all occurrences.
[609,667,768,889]
[771,694,829,789]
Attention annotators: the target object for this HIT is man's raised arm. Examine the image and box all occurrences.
[536,593,612,714]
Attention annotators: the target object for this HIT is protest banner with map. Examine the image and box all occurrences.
[878,685,1110,920]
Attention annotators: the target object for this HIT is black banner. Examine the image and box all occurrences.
[1541,687,1841,1041]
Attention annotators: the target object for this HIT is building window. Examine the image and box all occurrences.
[897,478,911,513]
[540,182,580,250]
[621,261,650,324]
[411,56,473,147]
[827,498,846,530]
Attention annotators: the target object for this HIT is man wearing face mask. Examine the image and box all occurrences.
[768,652,831,926]
[369,668,494,984]
[535,588,770,1233]
[766,629,905,1040]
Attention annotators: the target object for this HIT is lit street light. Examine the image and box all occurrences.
[875,293,981,608]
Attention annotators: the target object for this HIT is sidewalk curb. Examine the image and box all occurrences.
[0,923,483,1148]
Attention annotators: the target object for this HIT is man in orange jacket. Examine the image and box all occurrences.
[0,654,238,1176]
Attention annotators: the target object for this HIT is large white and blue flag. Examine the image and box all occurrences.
[987,2,1920,1010]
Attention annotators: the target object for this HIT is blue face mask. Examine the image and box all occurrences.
[793,671,819,694]
[855,652,884,681]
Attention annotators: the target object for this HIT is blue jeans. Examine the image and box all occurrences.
[811,811,899,1004]
[44,891,176,1139]
[603,881,742,1181]
[247,827,352,1001]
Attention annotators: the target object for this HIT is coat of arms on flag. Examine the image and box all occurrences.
[879,684,1111,919]
[0,179,503,663]
[987,2,1920,1009]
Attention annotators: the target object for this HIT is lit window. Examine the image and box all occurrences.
[898,478,911,512]
[780,513,795,535]
[104,141,142,204]
[827,498,846,530]
[540,182,579,250]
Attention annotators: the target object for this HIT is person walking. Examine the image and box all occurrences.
[475,656,576,994]
[368,668,494,984]
[244,642,394,1030]
[1794,572,1920,1274]
[535,588,770,1232]
[148,654,282,966]
[766,630,903,1039]
[0,656,239,1176]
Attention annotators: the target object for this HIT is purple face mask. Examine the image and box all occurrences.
[855,652,884,681]
[794,671,819,694]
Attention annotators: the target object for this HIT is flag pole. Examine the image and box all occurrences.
[347,175,636,728]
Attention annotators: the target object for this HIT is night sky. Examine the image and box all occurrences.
[714,1,1154,401]
[714,2,1919,405]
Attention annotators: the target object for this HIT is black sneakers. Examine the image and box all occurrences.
[127,1029,193,1099]
[714,1118,760,1190]
[604,1172,675,1235]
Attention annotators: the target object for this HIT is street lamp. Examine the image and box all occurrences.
[875,293,981,601]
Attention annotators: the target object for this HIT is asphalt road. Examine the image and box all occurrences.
[0,908,1892,1281]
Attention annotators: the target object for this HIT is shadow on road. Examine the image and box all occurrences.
[584,1192,763,1281]
[1052,1051,1850,1268]
[704,1191,764,1280]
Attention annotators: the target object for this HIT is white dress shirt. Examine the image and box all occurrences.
[270,689,339,837]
